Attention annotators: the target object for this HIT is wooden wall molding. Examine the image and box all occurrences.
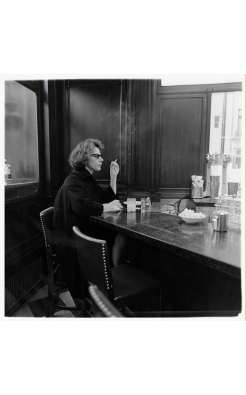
[158,188,191,199]
[67,79,122,88]
[5,192,40,210]
[158,81,242,94]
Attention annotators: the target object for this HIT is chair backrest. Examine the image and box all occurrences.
[73,226,114,301]
[89,285,123,317]
[40,207,57,287]
[40,207,54,248]
[174,195,196,215]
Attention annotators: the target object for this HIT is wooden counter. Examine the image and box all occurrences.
[91,206,242,316]
[91,208,241,279]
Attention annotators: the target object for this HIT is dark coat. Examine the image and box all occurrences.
[53,168,118,306]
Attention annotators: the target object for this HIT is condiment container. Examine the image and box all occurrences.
[141,197,151,212]
[212,212,228,232]
[127,198,136,212]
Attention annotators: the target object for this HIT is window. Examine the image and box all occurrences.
[214,115,220,128]
[209,91,243,193]
[5,81,39,190]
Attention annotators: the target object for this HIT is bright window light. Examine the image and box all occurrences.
[161,75,244,86]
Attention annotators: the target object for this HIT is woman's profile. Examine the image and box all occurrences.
[53,138,127,310]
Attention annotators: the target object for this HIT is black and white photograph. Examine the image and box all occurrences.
[3,76,244,319]
[1,3,245,395]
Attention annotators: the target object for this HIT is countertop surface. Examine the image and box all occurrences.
[90,206,241,278]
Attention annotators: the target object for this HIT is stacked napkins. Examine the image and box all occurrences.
[191,175,204,188]
[179,208,205,218]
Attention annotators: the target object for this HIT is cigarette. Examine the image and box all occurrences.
[115,159,117,162]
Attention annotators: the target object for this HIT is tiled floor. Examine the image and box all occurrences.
[12,285,79,318]
[11,283,163,318]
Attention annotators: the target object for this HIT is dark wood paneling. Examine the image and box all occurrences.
[125,80,137,191]
[5,198,43,270]
[121,79,134,191]
[118,80,128,191]
[47,80,67,197]
[67,80,125,185]
[125,80,160,194]
[5,236,44,276]
[62,79,242,199]
[133,241,241,313]
[135,80,153,191]
[158,93,208,191]
[150,80,160,192]
[68,79,121,87]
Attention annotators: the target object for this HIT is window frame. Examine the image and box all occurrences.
[209,90,243,161]
[5,80,44,201]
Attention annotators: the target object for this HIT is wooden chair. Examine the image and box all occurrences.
[40,207,78,317]
[73,226,162,316]
[89,285,123,317]
[174,195,196,215]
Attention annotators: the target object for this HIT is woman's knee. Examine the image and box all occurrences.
[112,233,128,266]
[114,233,128,248]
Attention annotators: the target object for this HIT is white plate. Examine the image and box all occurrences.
[123,201,141,206]
[179,214,206,224]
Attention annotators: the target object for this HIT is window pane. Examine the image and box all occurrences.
[214,115,220,128]
[224,92,242,175]
[5,81,39,185]
[209,93,224,155]
[209,91,242,195]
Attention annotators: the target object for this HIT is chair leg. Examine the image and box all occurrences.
[122,306,135,317]
[159,288,162,317]
[46,291,59,317]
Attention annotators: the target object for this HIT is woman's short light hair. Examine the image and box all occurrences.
[69,138,104,170]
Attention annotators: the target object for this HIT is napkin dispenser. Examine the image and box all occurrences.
[212,212,228,232]
[191,175,203,198]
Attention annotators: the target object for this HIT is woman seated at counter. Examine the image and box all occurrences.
[53,138,126,309]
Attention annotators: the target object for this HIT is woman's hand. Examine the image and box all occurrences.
[110,159,119,194]
[103,200,123,212]
[110,159,119,178]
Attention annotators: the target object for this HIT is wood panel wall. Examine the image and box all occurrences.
[157,92,209,198]
[67,80,123,182]
[64,79,213,199]
[65,79,241,200]
[127,80,159,193]
[51,79,242,199]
